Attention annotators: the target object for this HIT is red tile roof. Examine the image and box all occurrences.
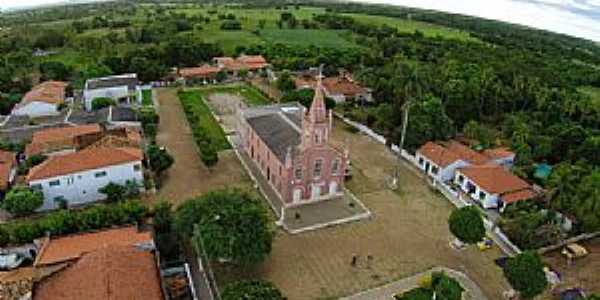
[26,147,143,182]
[17,81,68,107]
[236,55,268,70]
[322,77,367,97]
[483,147,515,160]
[34,226,152,267]
[33,245,163,300]
[0,150,16,190]
[444,140,490,165]
[179,64,221,78]
[25,124,102,157]
[458,164,531,194]
[501,188,538,204]
[416,141,462,168]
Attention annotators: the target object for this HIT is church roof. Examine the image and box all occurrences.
[245,105,302,163]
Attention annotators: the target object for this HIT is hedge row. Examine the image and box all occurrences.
[0,200,148,247]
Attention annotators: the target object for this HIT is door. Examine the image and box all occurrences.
[293,189,302,203]
[329,181,338,196]
[311,185,321,200]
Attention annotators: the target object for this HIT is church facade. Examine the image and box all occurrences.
[240,78,348,206]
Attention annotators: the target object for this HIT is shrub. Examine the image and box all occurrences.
[448,206,485,244]
[18,154,47,175]
[3,186,44,216]
[146,144,174,176]
[99,182,127,202]
[504,251,547,299]
[0,200,148,246]
[91,97,116,110]
[220,20,242,30]
[222,280,284,300]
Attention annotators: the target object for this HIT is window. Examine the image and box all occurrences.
[95,171,107,178]
[294,167,302,180]
[31,184,42,190]
[332,159,340,175]
[314,130,322,144]
[431,166,439,175]
[49,180,60,187]
[418,157,424,166]
[314,159,323,178]
[133,164,142,172]
[479,191,486,200]
[458,175,464,183]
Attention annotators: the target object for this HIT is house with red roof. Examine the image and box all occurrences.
[25,124,103,157]
[294,71,373,104]
[213,55,269,75]
[32,226,163,300]
[12,81,68,118]
[178,64,222,84]
[26,147,144,211]
[454,164,538,211]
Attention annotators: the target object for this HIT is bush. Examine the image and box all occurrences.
[220,20,242,30]
[91,97,116,110]
[99,182,127,202]
[503,251,547,299]
[448,206,485,244]
[18,154,47,175]
[222,280,284,300]
[3,186,44,216]
[0,200,148,247]
[146,144,174,176]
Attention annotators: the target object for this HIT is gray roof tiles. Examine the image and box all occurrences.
[85,74,138,91]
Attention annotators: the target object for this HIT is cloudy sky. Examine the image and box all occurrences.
[1,0,600,41]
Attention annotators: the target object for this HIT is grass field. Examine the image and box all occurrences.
[344,13,477,42]
[259,29,357,48]
[178,90,231,151]
[193,84,271,106]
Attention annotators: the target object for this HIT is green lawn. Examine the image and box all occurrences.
[142,89,153,106]
[179,90,231,152]
[259,29,358,48]
[195,84,271,107]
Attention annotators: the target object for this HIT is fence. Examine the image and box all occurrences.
[335,112,523,256]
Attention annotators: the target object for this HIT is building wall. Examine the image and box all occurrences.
[12,101,59,117]
[453,169,499,209]
[414,152,469,182]
[29,161,143,211]
[84,86,132,111]
[242,118,346,206]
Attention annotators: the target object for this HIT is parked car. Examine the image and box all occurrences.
[561,243,588,260]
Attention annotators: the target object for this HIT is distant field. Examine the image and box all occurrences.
[344,13,477,41]
[259,29,357,48]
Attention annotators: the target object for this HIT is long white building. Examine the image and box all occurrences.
[26,147,144,211]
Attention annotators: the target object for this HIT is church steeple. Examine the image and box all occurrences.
[307,66,327,124]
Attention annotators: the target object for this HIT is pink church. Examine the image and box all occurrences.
[241,78,348,206]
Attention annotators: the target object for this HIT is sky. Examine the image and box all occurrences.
[1,0,600,41]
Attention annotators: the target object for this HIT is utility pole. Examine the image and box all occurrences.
[392,101,411,189]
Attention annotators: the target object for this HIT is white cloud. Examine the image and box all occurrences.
[352,0,600,41]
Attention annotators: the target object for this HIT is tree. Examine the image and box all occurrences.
[222,280,284,300]
[431,272,464,300]
[3,186,44,216]
[39,61,72,81]
[448,206,485,244]
[91,97,116,110]
[99,182,126,202]
[153,201,173,234]
[276,71,295,92]
[402,94,455,152]
[503,251,547,299]
[187,189,273,265]
[146,144,174,176]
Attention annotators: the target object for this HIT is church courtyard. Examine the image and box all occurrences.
[157,87,510,300]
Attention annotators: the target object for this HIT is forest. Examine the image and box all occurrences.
[0,0,598,248]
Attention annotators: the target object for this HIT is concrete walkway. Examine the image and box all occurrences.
[340,266,489,300]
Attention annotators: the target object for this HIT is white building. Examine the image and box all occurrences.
[454,164,537,211]
[83,74,141,111]
[12,81,68,117]
[26,147,144,211]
